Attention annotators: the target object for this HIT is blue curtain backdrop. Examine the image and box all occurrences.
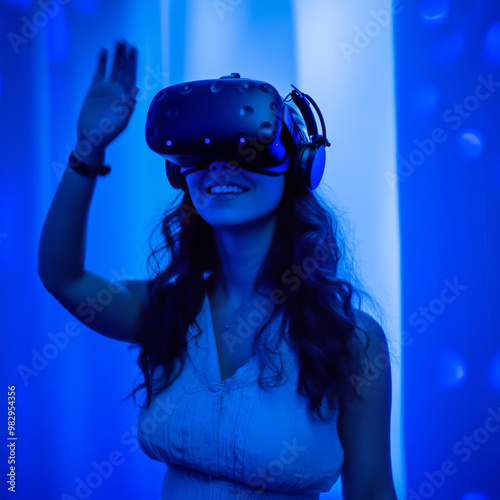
[394,1,500,500]
[6,1,499,499]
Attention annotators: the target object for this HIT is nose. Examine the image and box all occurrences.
[209,160,238,172]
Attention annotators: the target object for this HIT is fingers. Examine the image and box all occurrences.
[110,40,127,83]
[130,86,140,105]
[92,48,108,84]
[110,39,138,92]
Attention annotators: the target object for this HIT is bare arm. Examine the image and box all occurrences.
[38,40,146,343]
[337,311,398,500]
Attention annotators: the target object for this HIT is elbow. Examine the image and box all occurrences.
[37,255,66,295]
[37,256,51,292]
[38,266,58,295]
[37,250,56,294]
[38,240,54,292]
[37,246,81,294]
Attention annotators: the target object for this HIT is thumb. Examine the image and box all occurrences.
[130,86,140,103]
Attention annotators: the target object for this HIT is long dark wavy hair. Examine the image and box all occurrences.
[127,153,377,423]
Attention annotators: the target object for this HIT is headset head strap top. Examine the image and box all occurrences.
[286,85,331,147]
[219,73,241,79]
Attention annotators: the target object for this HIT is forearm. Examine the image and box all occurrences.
[38,149,103,291]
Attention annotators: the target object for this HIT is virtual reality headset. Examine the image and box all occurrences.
[145,73,330,191]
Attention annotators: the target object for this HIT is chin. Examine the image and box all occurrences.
[205,209,280,229]
[202,214,259,228]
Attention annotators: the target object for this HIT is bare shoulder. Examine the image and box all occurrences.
[349,308,391,397]
[351,309,391,367]
[352,309,387,344]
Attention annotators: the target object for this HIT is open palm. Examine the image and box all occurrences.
[77,40,139,151]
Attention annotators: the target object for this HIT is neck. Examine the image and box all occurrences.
[209,214,277,308]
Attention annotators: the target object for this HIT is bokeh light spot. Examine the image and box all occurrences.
[484,23,500,63]
[437,349,467,388]
[432,28,465,63]
[412,83,440,116]
[461,492,489,500]
[418,0,450,26]
[457,129,483,160]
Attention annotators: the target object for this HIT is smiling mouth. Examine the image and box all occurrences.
[205,185,250,195]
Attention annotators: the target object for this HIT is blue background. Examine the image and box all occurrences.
[1,0,498,499]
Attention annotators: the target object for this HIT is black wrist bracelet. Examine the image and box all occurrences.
[68,151,111,177]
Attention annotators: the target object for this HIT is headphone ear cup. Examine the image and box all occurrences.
[165,160,187,191]
[307,144,326,191]
[294,143,326,191]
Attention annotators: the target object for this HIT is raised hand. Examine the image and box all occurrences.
[75,39,139,164]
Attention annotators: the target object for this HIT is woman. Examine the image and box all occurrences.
[38,40,398,499]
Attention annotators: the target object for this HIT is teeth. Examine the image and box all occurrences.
[209,185,245,194]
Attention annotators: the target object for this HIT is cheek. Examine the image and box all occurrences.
[185,174,207,206]
[264,178,285,209]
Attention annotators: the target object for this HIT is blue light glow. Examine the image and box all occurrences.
[412,83,440,116]
[437,349,467,388]
[6,0,31,7]
[457,129,483,160]
[461,492,489,500]
[47,7,70,64]
[72,0,100,15]
[431,28,465,63]
[484,23,500,63]
[489,351,500,391]
[418,0,450,26]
